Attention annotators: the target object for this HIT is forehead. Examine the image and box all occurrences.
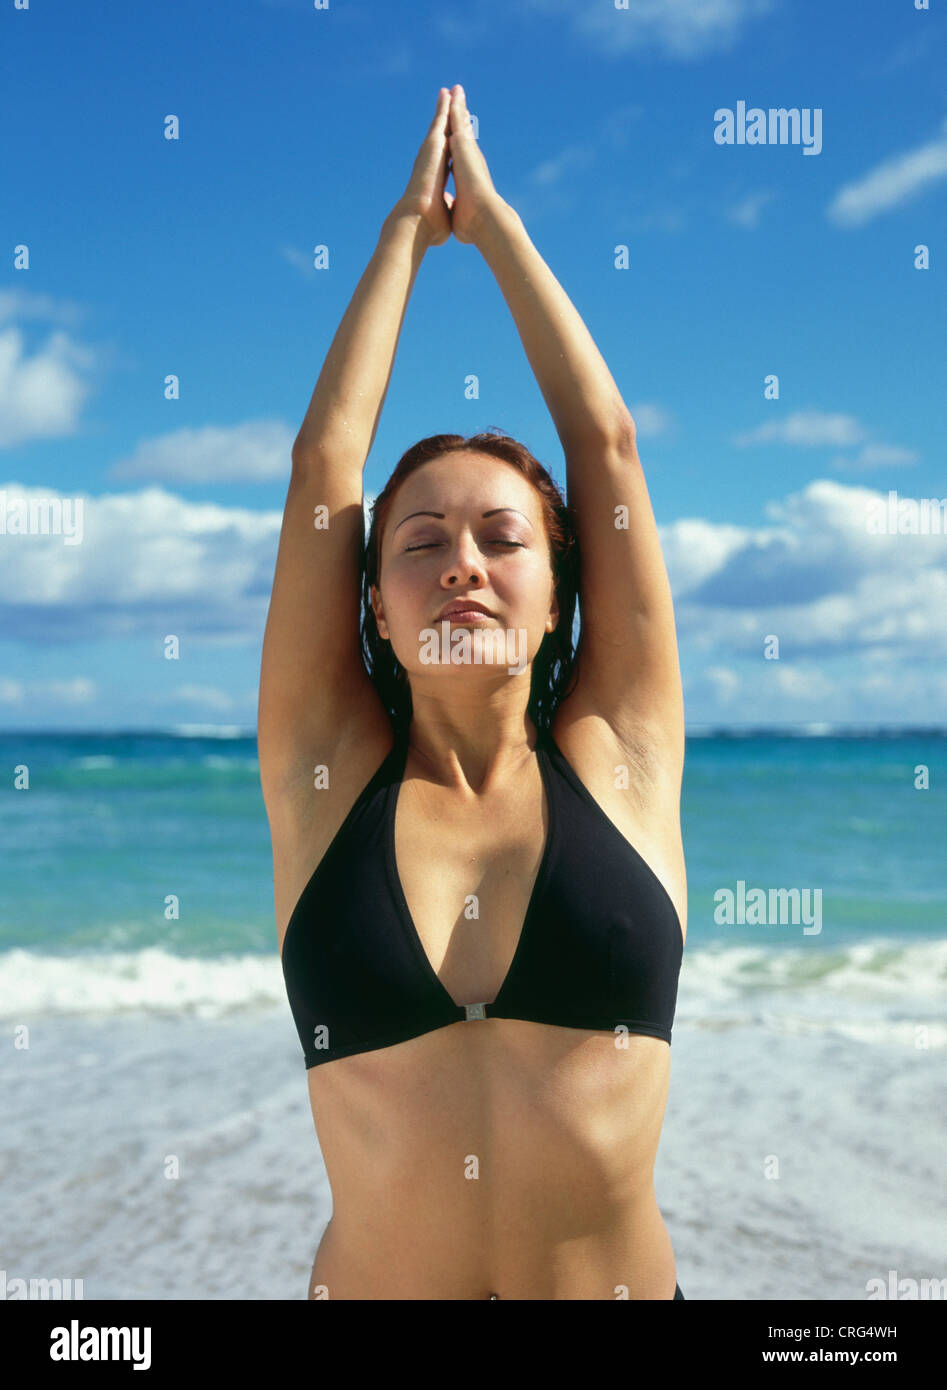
[388,452,540,522]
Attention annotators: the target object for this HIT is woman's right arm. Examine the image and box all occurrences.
[257,205,435,810]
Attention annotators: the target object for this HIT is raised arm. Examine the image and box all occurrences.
[257,90,453,809]
[447,85,684,771]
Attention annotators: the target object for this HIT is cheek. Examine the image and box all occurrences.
[511,561,555,610]
[385,566,425,613]
[380,568,432,645]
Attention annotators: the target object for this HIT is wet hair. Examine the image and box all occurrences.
[359,429,581,739]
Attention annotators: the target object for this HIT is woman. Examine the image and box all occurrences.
[258,85,688,1301]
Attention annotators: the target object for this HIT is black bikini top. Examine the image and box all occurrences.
[279,723,684,1069]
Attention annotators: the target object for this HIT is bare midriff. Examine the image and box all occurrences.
[304,1015,677,1300]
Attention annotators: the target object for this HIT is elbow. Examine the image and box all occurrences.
[598,409,640,463]
[563,407,638,458]
[612,408,638,451]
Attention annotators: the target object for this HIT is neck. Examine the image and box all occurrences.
[401,697,541,793]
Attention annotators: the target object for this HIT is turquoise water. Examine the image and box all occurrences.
[1,729,944,961]
[681,732,946,941]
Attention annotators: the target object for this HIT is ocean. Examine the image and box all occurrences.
[1,728,944,1299]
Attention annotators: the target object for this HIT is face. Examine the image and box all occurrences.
[370,452,559,691]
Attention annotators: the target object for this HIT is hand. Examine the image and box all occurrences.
[396,88,454,247]
[446,84,500,244]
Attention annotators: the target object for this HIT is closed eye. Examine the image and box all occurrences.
[404,541,524,552]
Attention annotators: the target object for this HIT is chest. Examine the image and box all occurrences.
[392,761,549,1007]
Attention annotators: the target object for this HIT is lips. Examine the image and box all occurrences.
[437,599,496,620]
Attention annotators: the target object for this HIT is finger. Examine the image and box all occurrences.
[434,101,450,171]
[426,87,451,138]
[410,91,450,181]
[449,84,472,135]
[448,114,473,148]
[434,129,450,188]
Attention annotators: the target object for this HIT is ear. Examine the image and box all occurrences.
[369,583,390,641]
[546,586,560,633]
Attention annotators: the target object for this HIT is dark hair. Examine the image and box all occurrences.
[359,429,580,739]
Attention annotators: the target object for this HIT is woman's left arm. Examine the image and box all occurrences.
[473,196,684,766]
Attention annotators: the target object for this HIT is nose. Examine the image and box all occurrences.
[440,532,488,585]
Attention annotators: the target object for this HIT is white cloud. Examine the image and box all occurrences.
[665,479,947,661]
[831,442,919,472]
[770,665,836,700]
[628,403,673,437]
[48,677,97,703]
[0,324,96,449]
[520,0,775,60]
[734,412,918,473]
[0,288,87,330]
[108,420,296,483]
[827,117,947,227]
[674,479,947,722]
[626,205,687,234]
[8,475,940,660]
[734,411,867,448]
[762,477,877,534]
[279,244,320,278]
[704,664,740,703]
[0,676,97,706]
[0,483,282,642]
[530,143,598,187]
[726,190,777,228]
[863,29,936,78]
[171,684,237,712]
[3,476,945,726]
[434,13,490,43]
[659,517,750,596]
[508,105,644,221]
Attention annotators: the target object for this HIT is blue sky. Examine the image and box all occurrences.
[3,0,946,730]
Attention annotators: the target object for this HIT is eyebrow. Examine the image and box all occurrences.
[393,507,534,535]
